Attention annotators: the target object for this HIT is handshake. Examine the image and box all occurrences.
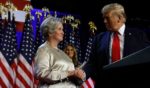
[68,68,86,80]
[68,68,86,85]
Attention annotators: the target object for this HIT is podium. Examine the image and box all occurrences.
[102,46,150,87]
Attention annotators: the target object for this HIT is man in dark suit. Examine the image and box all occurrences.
[83,3,150,88]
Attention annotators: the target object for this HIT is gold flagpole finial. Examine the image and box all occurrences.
[71,19,81,30]
[66,15,74,24]
[42,7,50,19]
[88,21,97,34]
[75,19,81,25]
[0,3,7,14]
[23,4,33,20]
[23,4,33,14]
[5,0,17,12]
[71,23,78,30]
[35,11,42,19]
[62,16,67,24]
[46,8,50,16]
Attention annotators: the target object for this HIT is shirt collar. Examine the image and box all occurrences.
[118,24,125,36]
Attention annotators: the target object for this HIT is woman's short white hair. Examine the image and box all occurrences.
[40,16,62,39]
[101,3,126,22]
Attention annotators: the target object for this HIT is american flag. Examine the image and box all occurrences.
[81,35,95,88]
[81,21,97,88]
[59,17,82,62]
[0,12,18,88]
[73,26,82,62]
[84,37,93,62]
[15,14,35,88]
[0,13,3,44]
[81,77,95,88]
[33,11,45,87]
[0,13,7,45]
[34,12,44,52]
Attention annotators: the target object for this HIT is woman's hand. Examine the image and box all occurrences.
[68,68,86,80]
[74,68,86,80]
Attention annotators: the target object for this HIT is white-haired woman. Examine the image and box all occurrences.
[34,16,85,88]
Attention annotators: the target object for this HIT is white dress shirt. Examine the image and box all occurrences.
[109,24,125,63]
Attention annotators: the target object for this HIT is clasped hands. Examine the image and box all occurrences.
[68,68,85,81]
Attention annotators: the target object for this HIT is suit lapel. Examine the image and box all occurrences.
[124,27,133,57]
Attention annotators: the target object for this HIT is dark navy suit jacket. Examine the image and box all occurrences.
[83,26,150,88]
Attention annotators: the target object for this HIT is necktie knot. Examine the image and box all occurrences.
[114,32,119,36]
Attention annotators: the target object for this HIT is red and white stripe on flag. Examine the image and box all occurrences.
[0,52,16,88]
[15,54,34,88]
[81,77,95,88]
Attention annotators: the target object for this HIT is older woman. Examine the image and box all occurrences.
[34,16,85,88]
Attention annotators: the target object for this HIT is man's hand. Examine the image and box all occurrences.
[74,68,86,80]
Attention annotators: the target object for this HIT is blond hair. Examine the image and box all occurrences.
[101,3,126,22]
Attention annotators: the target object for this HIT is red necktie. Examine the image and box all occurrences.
[112,32,120,62]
